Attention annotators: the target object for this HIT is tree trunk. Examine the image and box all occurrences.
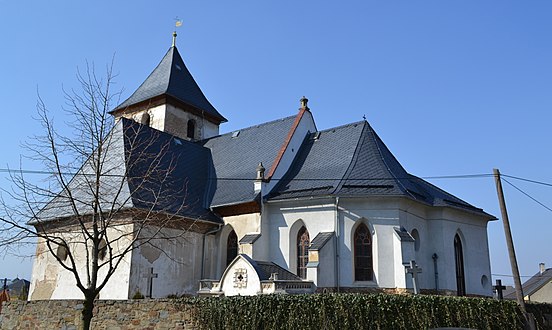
[82,293,95,330]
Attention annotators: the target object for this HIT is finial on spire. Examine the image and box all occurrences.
[363,114,366,121]
[172,31,177,47]
[300,96,309,110]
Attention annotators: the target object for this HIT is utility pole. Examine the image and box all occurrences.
[493,168,526,313]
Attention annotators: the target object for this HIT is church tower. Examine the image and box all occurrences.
[110,33,227,141]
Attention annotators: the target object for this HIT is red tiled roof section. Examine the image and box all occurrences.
[266,107,309,180]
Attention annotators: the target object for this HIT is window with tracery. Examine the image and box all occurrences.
[297,226,310,279]
[354,223,373,281]
[226,230,238,266]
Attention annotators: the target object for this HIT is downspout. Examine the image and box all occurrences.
[201,224,222,279]
[432,253,439,291]
[334,196,340,292]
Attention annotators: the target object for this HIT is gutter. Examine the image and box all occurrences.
[334,196,340,292]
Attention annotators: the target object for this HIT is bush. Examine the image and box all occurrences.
[176,293,527,330]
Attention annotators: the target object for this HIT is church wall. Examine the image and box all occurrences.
[121,104,166,132]
[339,198,402,289]
[215,213,261,277]
[265,200,336,276]
[399,202,434,290]
[426,208,493,296]
[316,237,336,288]
[28,223,135,300]
[164,104,219,140]
[128,226,205,298]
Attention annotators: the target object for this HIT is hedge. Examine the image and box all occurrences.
[176,293,531,330]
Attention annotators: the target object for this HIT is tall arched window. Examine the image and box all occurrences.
[226,230,238,266]
[354,223,373,281]
[297,226,310,279]
[187,119,196,139]
[454,234,466,296]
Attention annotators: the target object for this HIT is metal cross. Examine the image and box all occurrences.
[493,279,507,300]
[405,260,422,294]
[145,268,158,298]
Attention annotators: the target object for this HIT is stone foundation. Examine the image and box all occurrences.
[0,299,195,330]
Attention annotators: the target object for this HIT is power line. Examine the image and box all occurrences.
[501,174,552,188]
[0,167,493,181]
[492,273,552,279]
[502,178,552,214]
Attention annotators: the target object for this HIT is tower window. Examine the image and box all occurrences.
[187,119,196,139]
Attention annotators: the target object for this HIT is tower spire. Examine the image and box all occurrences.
[172,31,177,47]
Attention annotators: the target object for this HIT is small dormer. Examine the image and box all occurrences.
[110,34,227,141]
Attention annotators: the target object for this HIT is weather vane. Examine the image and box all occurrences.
[172,16,183,47]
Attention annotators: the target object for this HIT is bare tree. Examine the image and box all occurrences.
[0,63,212,329]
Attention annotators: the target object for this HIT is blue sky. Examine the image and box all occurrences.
[0,1,551,286]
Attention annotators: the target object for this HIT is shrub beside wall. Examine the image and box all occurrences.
[2,294,551,330]
[181,294,526,330]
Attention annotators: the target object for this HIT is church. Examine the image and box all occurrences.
[28,36,495,300]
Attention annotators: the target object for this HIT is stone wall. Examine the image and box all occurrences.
[0,299,194,330]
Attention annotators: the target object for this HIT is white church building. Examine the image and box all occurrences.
[28,39,496,300]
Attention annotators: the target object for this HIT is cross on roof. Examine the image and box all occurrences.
[405,260,422,294]
[493,279,507,300]
[144,267,158,298]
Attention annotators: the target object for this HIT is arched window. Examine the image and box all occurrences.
[411,229,420,252]
[454,234,466,296]
[226,230,238,266]
[354,223,373,281]
[297,226,310,279]
[187,119,196,139]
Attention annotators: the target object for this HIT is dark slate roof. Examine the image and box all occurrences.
[35,118,221,225]
[268,121,493,218]
[394,227,415,242]
[309,232,334,250]
[123,118,220,223]
[238,254,302,281]
[113,47,226,123]
[504,268,552,299]
[239,233,261,244]
[200,115,298,207]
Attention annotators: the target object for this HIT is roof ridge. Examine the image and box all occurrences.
[318,120,366,133]
[365,121,416,199]
[200,114,297,142]
[332,122,368,194]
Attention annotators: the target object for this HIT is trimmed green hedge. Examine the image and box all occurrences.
[177,293,527,330]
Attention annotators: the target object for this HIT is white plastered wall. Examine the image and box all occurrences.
[128,225,205,298]
[28,223,135,300]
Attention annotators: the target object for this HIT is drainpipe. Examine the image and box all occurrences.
[432,253,439,291]
[334,197,340,292]
[201,225,222,279]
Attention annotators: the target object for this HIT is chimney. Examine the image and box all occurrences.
[254,163,265,193]
[540,262,545,275]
